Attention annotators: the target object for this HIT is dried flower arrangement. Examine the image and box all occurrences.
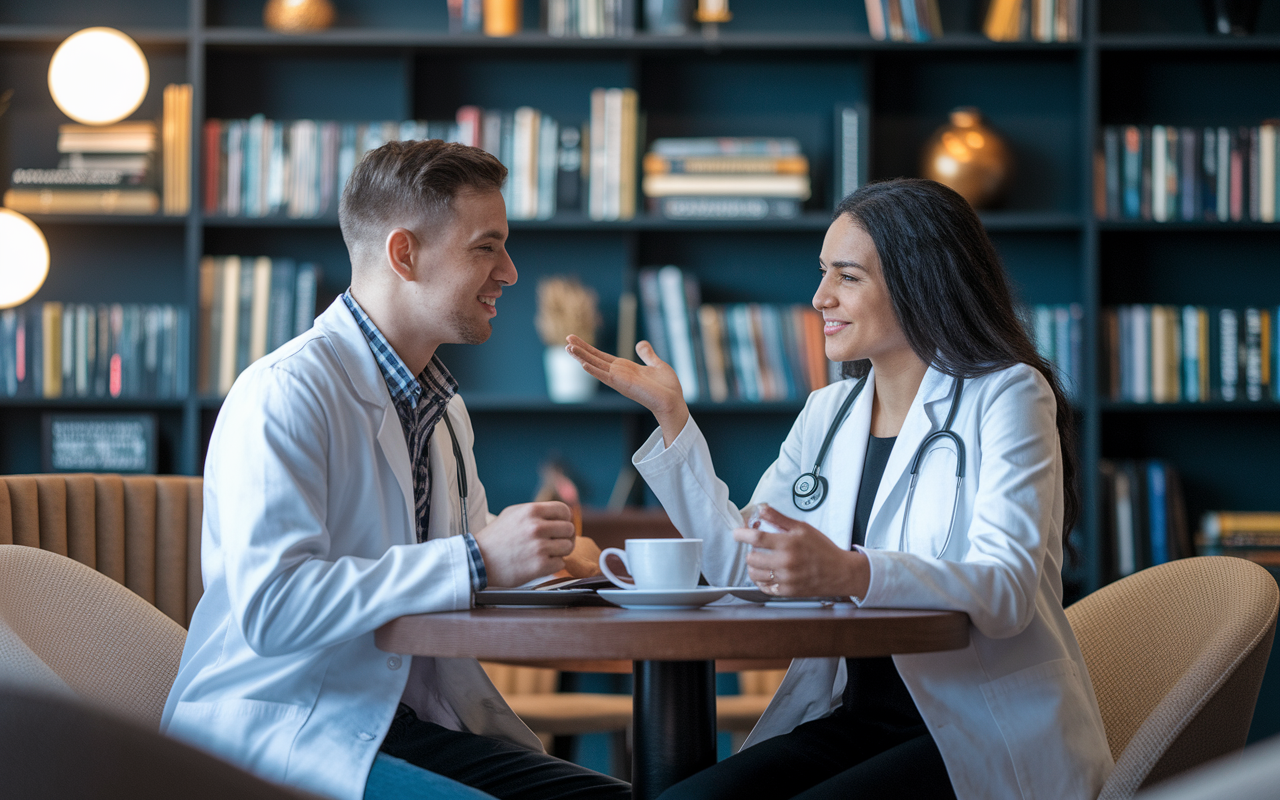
[534,276,600,347]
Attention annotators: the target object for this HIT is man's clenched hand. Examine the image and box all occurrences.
[473,501,576,588]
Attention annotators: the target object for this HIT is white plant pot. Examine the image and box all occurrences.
[544,346,597,403]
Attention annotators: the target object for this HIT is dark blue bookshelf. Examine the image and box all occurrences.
[2,1,1279,692]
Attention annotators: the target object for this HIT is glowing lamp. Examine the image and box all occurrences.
[48,27,149,125]
[0,209,50,309]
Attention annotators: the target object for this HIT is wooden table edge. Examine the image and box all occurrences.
[375,607,970,662]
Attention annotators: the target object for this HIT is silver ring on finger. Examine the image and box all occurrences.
[768,570,776,582]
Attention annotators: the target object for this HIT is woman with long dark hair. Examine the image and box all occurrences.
[566,179,1112,800]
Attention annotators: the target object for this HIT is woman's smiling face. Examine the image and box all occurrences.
[813,214,912,366]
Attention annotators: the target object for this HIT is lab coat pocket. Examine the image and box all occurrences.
[901,442,961,558]
[171,698,308,782]
[981,659,1112,800]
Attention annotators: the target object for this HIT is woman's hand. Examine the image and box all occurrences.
[566,336,689,446]
[734,504,871,600]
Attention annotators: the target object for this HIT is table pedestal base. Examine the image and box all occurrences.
[632,660,717,800]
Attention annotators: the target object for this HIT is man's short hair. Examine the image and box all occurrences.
[338,139,508,260]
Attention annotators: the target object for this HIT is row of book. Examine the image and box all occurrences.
[544,0,636,37]
[1022,303,1083,399]
[4,84,192,216]
[197,257,320,397]
[864,0,943,42]
[1099,459,1191,583]
[1097,124,1280,223]
[642,137,811,221]
[637,265,833,404]
[450,0,710,37]
[204,89,635,222]
[1101,306,1277,404]
[0,303,189,399]
[1199,511,1280,568]
[983,0,1080,42]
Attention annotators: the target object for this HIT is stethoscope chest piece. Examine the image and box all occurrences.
[792,472,828,511]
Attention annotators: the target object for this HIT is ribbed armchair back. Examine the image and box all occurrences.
[0,474,204,627]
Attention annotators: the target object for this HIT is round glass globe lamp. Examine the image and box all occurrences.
[0,209,51,309]
[48,27,149,125]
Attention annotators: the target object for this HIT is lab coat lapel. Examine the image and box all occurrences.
[864,367,953,549]
[316,298,417,536]
[816,372,875,550]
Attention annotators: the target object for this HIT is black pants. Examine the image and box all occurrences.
[655,709,956,800]
[379,704,631,800]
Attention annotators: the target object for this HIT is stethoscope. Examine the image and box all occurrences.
[791,375,966,558]
[442,414,470,537]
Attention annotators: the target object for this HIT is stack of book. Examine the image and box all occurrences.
[1097,123,1280,222]
[1101,305,1277,403]
[1099,459,1191,582]
[637,265,832,404]
[545,0,636,37]
[0,302,189,399]
[983,0,1079,41]
[1199,511,1280,567]
[642,138,811,221]
[864,0,943,42]
[588,88,639,222]
[7,123,158,215]
[4,83,191,216]
[198,257,319,397]
[1021,303,1083,399]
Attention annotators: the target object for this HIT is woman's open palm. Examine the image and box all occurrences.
[565,336,684,420]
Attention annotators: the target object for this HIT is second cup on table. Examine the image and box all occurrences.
[598,538,703,591]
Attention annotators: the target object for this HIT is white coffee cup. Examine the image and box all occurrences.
[598,538,703,591]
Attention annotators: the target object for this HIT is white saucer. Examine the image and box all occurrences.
[597,587,731,609]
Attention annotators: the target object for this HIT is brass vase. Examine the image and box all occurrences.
[920,108,1012,209]
[264,0,336,33]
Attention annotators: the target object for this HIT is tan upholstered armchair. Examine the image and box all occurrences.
[0,473,204,626]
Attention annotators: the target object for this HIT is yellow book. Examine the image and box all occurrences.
[984,0,1022,41]
[218,256,241,396]
[249,256,272,363]
[618,88,639,220]
[42,302,62,398]
[3,188,159,215]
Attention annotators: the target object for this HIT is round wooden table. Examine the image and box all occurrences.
[376,604,969,800]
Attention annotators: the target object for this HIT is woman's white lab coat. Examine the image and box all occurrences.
[633,363,1113,800]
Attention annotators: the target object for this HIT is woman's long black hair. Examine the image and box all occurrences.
[834,178,1081,545]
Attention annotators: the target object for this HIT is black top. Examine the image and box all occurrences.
[842,435,925,730]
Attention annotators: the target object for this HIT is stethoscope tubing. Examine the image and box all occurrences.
[794,374,966,559]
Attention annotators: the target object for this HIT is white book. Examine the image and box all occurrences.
[1220,308,1239,402]
[266,121,286,215]
[1151,125,1167,222]
[511,107,539,220]
[657,265,700,401]
[604,88,624,220]
[588,89,608,221]
[1132,304,1150,403]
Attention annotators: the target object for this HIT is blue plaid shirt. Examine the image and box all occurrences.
[343,290,487,592]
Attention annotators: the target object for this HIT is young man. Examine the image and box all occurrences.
[161,140,630,800]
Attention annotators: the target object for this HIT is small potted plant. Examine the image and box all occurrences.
[535,276,601,403]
